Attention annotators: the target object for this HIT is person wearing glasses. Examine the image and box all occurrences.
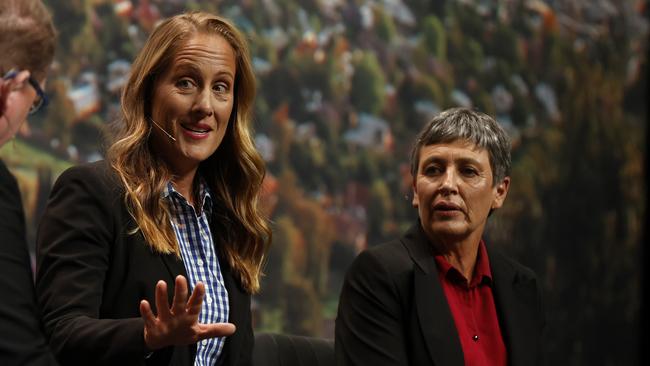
[1,70,48,123]
[0,0,58,365]
[35,12,270,366]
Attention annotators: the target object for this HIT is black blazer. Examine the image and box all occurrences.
[335,223,545,366]
[35,161,253,366]
[0,160,58,365]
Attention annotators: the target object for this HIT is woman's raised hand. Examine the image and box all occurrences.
[139,275,235,350]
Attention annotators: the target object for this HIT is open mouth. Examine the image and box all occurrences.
[181,124,212,134]
[433,202,462,212]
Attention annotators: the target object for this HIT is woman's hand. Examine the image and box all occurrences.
[139,275,235,350]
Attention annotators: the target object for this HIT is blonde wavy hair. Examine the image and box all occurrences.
[107,12,270,293]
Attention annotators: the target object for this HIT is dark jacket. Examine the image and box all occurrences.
[35,161,252,366]
[335,223,545,366]
[0,159,58,365]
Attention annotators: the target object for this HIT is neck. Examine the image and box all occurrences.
[171,166,199,207]
[429,231,483,282]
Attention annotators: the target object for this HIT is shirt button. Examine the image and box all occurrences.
[202,339,208,345]
[197,259,204,266]
[206,296,213,304]
[472,335,479,342]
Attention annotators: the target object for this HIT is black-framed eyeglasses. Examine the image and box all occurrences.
[2,69,49,114]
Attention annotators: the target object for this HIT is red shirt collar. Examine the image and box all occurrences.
[433,239,493,288]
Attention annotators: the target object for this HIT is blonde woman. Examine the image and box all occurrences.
[36,12,270,366]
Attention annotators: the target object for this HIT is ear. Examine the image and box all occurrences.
[411,179,419,208]
[14,70,31,84]
[491,176,510,210]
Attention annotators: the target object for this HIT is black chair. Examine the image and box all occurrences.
[252,332,335,366]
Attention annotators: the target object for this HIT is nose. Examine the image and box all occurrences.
[439,168,459,195]
[193,87,213,118]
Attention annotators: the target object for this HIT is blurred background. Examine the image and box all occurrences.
[1,0,647,365]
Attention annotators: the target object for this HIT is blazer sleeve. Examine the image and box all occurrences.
[335,248,409,366]
[0,162,59,366]
[35,164,147,365]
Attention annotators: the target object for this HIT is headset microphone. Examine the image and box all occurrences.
[150,118,176,142]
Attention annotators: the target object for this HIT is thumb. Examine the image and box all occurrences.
[198,322,236,340]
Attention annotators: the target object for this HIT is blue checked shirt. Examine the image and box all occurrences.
[164,181,229,366]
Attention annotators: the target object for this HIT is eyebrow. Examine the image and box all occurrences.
[170,63,202,78]
[172,62,235,80]
[420,156,483,168]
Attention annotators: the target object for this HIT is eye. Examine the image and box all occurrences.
[176,78,195,90]
[213,82,230,94]
[423,165,443,176]
[460,166,479,177]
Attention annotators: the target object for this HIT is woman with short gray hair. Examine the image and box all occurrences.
[336,107,544,366]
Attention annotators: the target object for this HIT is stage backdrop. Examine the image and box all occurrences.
[1,1,646,364]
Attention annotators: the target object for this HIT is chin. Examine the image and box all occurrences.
[429,223,469,239]
[185,155,212,165]
[183,147,218,162]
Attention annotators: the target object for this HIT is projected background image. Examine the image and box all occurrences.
[1,1,646,364]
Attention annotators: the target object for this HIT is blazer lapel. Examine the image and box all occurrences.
[404,224,465,366]
[489,248,540,366]
[160,251,189,282]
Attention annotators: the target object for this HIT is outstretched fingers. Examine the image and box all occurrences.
[139,299,157,329]
[140,278,236,350]
[186,281,205,316]
[171,275,189,315]
[154,280,172,320]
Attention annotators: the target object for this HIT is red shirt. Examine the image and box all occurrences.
[433,241,507,366]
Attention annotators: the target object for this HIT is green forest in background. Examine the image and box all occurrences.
[0,0,646,364]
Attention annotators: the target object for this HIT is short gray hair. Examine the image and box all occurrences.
[0,0,56,81]
[409,107,511,185]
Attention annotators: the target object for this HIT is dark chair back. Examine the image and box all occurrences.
[252,332,335,366]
